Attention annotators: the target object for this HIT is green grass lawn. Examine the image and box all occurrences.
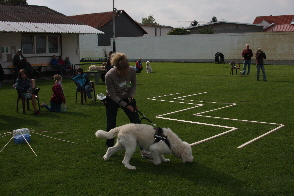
[0,62,293,195]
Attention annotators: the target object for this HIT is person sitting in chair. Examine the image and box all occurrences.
[51,55,65,76]
[72,67,94,101]
[14,69,41,115]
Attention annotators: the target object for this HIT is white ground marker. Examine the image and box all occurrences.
[147,92,285,148]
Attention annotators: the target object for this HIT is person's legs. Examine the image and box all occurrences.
[247,60,251,75]
[241,61,247,75]
[30,94,38,112]
[122,99,151,158]
[52,102,62,112]
[123,107,141,124]
[256,64,261,81]
[84,84,93,99]
[106,98,119,147]
[261,64,267,81]
[44,100,53,112]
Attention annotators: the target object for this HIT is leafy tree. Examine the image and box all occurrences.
[142,15,158,25]
[198,26,214,34]
[168,28,190,35]
[0,0,27,4]
[190,20,198,26]
[211,16,217,23]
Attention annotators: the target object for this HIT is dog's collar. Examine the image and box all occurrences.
[153,127,171,149]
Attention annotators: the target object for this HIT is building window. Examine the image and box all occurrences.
[21,34,60,55]
[36,36,46,53]
[48,36,58,53]
[22,35,34,54]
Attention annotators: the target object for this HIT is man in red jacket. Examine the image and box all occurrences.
[241,44,253,76]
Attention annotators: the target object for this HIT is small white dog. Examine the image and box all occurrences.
[95,123,194,169]
[88,65,105,71]
[146,61,153,73]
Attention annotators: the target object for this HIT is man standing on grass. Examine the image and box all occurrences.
[255,48,267,81]
[241,44,253,76]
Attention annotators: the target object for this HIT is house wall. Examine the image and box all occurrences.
[142,26,173,37]
[113,32,294,64]
[79,34,100,59]
[0,32,81,74]
[60,34,79,65]
[0,33,22,69]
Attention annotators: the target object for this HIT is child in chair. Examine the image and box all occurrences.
[42,74,66,112]
[14,69,41,115]
[72,67,94,101]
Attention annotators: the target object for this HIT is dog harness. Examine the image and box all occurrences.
[153,127,171,149]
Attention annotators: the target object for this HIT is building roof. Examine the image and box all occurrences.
[186,21,262,29]
[69,12,113,29]
[265,24,294,32]
[0,3,83,24]
[68,10,147,33]
[0,3,103,34]
[253,15,294,25]
[0,21,103,34]
[140,24,173,28]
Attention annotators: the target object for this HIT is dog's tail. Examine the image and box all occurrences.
[95,127,120,139]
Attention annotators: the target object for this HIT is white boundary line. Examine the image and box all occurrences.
[147,92,285,148]
[31,130,75,144]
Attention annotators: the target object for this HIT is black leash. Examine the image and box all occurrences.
[137,109,157,127]
[136,109,171,149]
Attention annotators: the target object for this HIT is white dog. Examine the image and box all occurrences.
[95,123,194,169]
[146,61,153,73]
[88,65,105,71]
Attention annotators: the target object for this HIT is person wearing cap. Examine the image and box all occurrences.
[13,49,25,77]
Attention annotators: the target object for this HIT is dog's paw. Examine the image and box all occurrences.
[162,159,170,163]
[125,165,136,170]
[103,155,109,161]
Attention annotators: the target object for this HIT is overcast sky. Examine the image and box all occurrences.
[27,0,293,27]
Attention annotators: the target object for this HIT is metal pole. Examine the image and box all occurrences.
[112,0,116,52]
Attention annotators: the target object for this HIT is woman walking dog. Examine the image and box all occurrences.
[103,52,151,158]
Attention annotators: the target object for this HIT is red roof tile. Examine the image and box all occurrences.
[253,15,294,25]
[69,12,113,29]
[272,24,294,32]
[69,11,147,34]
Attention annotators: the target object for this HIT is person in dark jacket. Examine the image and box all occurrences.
[13,49,25,77]
[255,48,267,81]
[14,69,41,115]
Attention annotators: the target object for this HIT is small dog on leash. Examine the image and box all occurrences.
[146,61,153,73]
[95,123,194,169]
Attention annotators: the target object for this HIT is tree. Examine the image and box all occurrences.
[142,15,158,25]
[0,0,27,4]
[168,28,190,35]
[198,26,214,34]
[211,16,217,23]
[190,20,198,26]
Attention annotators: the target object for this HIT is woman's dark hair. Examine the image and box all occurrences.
[76,67,84,74]
[18,69,28,79]
[111,53,129,70]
